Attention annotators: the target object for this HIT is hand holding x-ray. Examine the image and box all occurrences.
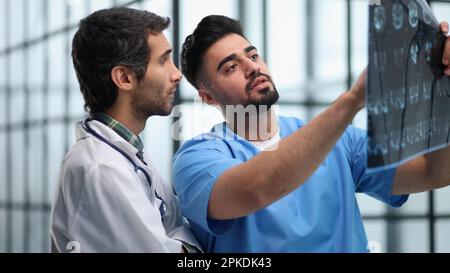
[366,0,450,172]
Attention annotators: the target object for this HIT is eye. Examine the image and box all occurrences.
[161,54,171,65]
[225,64,237,73]
[250,54,259,61]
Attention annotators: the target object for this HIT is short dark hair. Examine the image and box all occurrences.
[181,15,244,90]
[72,7,170,113]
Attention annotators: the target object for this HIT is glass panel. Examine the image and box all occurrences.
[143,116,173,183]
[9,88,25,125]
[9,0,24,47]
[49,0,65,33]
[68,28,84,118]
[180,0,237,36]
[10,50,24,93]
[242,0,264,56]
[267,0,306,102]
[29,90,44,123]
[11,130,25,203]
[42,212,51,252]
[28,127,44,204]
[313,0,346,83]
[397,191,428,215]
[353,108,367,130]
[88,0,112,13]
[141,0,172,21]
[357,193,386,216]
[351,0,369,80]
[432,3,450,25]
[47,88,65,120]
[397,220,429,253]
[28,44,45,91]
[11,210,25,253]
[28,211,44,253]
[0,68,5,125]
[0,209,6,252]
[310,80,347,105]
[436,219,450,253]
[277,105,308,123]
[69,86,85,118]
[47,123,66,204]
[0,0,5,51]
[363,220,387,253]
[27,0,45,41]
[180,81,198,101]
[179,0,238,99]
[48,35,66,90]
[349,0,367,134]
[177,101,225,142]
[126,0,146,10]
[68,0,89,25]
[116,0,135,6]
[0,133,5,202]
[435,186,450,214]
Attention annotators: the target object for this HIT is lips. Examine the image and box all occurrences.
[251,77,268,90]
[246,73,272,92]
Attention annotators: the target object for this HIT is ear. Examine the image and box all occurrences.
[198,84,218,105]
[111,66,138,92]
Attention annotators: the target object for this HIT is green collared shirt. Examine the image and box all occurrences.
[90,112,145,154]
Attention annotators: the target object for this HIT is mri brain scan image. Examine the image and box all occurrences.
[408,2,419,28]
[392,3,404,30]
[410,42,420,64]
[394,47,405,68]
[374,6,386,32]
[425,41,433,63]
[423,8,432,25]
[368,0,450,171]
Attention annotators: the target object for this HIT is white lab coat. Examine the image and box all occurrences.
[50,120,201,253]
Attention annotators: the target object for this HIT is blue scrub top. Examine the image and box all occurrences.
[172,116,408,252]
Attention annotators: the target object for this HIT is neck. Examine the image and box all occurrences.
[225,106,278,141]
[104,106,146,136]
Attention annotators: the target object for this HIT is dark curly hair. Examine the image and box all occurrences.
[181,15,244,89]
[72,7,170,113]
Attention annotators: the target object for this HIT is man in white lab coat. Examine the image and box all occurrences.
[50,7,201,253]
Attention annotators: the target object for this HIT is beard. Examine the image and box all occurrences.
[244,72,279,110]
[131,86,172,121]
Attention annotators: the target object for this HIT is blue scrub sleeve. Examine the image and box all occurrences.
[173,140,242,236]
[348,126,409,207]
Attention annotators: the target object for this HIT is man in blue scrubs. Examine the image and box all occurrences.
[173,15,450,252]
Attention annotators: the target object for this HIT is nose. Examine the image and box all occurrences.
[244,58,260,79]
[171,63,183,84]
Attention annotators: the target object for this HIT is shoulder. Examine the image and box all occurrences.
[341,125,367,144]
[59,137,134,191]
[279,115,304,127]
[175,124,237,158]
[277,115,304,137]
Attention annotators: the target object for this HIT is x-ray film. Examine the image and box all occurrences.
[367,0,450,172]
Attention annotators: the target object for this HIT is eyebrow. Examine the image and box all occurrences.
[159,48,173,60]
[244,46,257,53]
[216,45,258,71]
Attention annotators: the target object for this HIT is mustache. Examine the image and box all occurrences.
[245,72,273,92]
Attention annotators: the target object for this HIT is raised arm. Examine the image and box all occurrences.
[208,71,366,220]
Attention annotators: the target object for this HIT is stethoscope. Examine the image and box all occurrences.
[82,119,167,219]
